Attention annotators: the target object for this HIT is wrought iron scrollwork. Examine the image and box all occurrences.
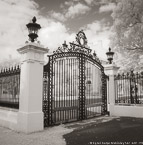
[53,30,101,64]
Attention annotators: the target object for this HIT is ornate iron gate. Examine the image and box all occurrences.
[43,30,107,127]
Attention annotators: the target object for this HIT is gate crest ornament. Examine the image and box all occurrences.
[76,30,87,46]
[53,30,101,64]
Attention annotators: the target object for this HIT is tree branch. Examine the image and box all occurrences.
[126,46,143,50]
[128,20,143,27]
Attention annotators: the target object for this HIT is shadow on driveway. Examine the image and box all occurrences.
[63,116,143,145]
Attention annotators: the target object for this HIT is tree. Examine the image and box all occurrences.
[110,0,143,71]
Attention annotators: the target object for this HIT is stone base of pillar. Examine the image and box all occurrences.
[17,111,43,133]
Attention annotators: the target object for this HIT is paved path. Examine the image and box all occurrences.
[64,116,143,145]
[1,116,143,145]
[0,125,73,145]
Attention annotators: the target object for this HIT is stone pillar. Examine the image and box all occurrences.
[17,43,49,133]
[104,63,119,112]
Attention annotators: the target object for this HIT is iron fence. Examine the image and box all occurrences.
[0,66,20,109]
[114,70,143,105]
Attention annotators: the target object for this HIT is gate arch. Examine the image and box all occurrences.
[43,30,107,127]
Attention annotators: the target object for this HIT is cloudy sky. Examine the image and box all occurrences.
[0,0,116,61]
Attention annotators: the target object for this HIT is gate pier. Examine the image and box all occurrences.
[17,43,48,133]
[104,63,119,113]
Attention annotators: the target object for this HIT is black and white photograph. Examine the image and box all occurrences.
[0,0,143,145]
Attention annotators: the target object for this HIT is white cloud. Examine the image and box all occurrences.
[99,3,116,12]
[0,0,38,60]
[83,21,112,60]
[64,0,80,6]
[65,3,91,18]
[50,2,91,22]
[84,0,94,5]
[0,0,112,63]
[0,0,78,62]
[39,22,75,53]
[49,11,66,22]
[39,19,111,60]
[64,1,74,7]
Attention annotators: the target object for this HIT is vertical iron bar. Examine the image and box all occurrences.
[47,56,54,126]
[101,69,107,115]
[79,54,86,120]
[63,58,65,121]
[61,59,63,122]
[53,60,56,124]
[57,59,60,122]
[59,60,61,122]
[71,58,73,120]
[56,60,58,122]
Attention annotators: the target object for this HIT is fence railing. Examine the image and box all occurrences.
[0,66,20,109]
[114,70,143,105]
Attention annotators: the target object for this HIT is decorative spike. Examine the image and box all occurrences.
[141,71,143,75]
[11,66,14,71]
[62,40,68,50]
[93,51,96,57]
[14,65,17,70]
[17,65,20,70]
[136,72,139,75]
[130,68,134,73]
[32,16,36,23]
[1,68,3,73]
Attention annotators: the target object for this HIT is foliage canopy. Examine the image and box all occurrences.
[110,0,143,71]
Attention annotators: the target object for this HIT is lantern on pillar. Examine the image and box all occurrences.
[26,16,41,42]
[106,47,114,64]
